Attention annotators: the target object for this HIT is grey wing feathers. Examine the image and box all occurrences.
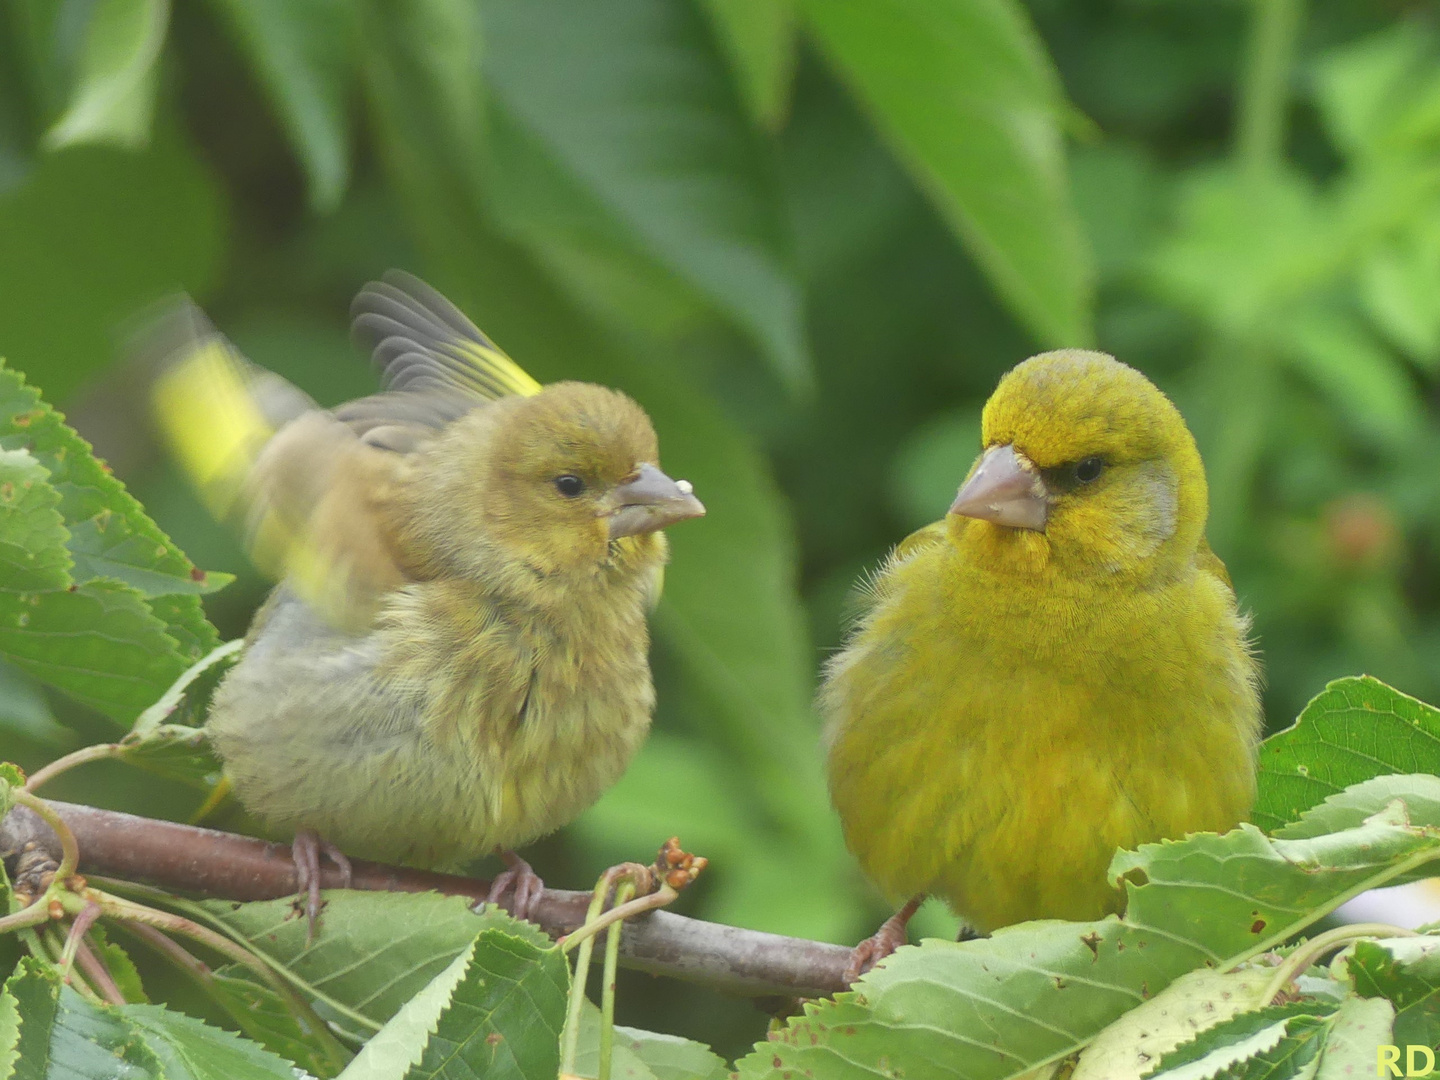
[351,270,540,402]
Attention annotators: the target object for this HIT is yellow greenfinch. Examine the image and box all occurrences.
[148,272,705,925]
[821,350,1261,976]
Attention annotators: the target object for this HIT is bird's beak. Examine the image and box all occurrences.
[949,444,1049,532]
[606,463,706,539]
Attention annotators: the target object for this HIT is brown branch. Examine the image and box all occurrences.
[2,801,851,999]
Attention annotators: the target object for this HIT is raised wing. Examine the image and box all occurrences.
[146,273,545,632]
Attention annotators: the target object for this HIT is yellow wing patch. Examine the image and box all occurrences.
[445,335,542,401]
[151,337,273,522]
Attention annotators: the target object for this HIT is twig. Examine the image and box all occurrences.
[3,800,853,998]
[73,938,126,1005]
[23,744,122,794]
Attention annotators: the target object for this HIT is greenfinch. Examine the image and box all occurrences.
[148,272,705,925]
[821,350,1261,976]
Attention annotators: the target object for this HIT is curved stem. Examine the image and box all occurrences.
[23,745,121,794]
[74,937,126,1005]
[1259,921,1418,1005]
[59,901,102,973]
[561,886,678,952]
[11,790,79,883]
[0,897,54,936]
[560,888,609,1076]
[599,881,635,1080]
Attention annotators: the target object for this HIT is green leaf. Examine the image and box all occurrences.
[1346,937,1440,1050]
[0,659,72,747]
[86,924,147,1005]
[0,361,226,721]
[1313,22,1440,162]
[801,0,1093,347]
[5,957,58,1080]
[1148,165,1339,337]
[196,891,550,1031]
[116,724,221,788]
[1254,676,1440,833]
[336,938,474,1079]
[888,406,982,530]
[0,364,229,599]
[571,1001,728,1080]
[204,0,356,212]
[1275,774,1440,841]
[5,960,167,1080]
[0,136,224,403]
[209,964,339,1079]
[124,1001,301,1080]
[0,762,22,819]
[0,980,18,1080]
[1276,303,1423,452]
[338,929,568,1080]
[1359,218,1440,368]
[696,0,796,129]
[1072,968,1275,1080]
[0,447,69,592]
[42,0,168,151]
[1145,1008,1328,1079]
[130,638,243,737]
[740,784,1440,1080]
[1315,997,1395,1078]
[0,579,194,725]
[482,0,811,392]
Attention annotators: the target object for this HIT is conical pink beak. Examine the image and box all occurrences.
[949,444,1049,532]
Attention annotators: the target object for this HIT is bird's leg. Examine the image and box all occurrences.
[487,850,545,922]
[844,894,925,985]
[291,829,352,942]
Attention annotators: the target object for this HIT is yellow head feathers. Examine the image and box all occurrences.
[950,349,1208,579]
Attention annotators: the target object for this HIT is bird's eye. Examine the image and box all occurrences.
[553,475,586,498]
[1074,456,1104,484]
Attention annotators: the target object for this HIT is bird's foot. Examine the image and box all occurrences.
[843,894,925,985]
[487,850,545,922]
[291,829,352,942]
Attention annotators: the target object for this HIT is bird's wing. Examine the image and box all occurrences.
[1196,536,1233,591]
[894,520,950,560]
[147,274,543,631]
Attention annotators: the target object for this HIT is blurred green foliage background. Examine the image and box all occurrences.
[4,0,1440,1056]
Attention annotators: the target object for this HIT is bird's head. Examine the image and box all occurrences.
[948,350,1207,579]
[470,381,705,578]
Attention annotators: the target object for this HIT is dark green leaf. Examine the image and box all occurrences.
[209,963,340,1078]
[0,137,224,403]
[1347,937,1440,1051]
[116,724,220,787]
[0,579,192,725]
[85,924,147,1005]
[196,891,549,1030]
[1143,1005,1331,1077]
[204,0,356,212]
[124,1001,302,1080]
[483,0,811,391]
[337,929,567,1080]
[802,0,1093,346]
[1254,676,1440,832]
[696,0,796,129]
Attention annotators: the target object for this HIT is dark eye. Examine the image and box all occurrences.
[553,475,585,498]
[1074,456,1104,484]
